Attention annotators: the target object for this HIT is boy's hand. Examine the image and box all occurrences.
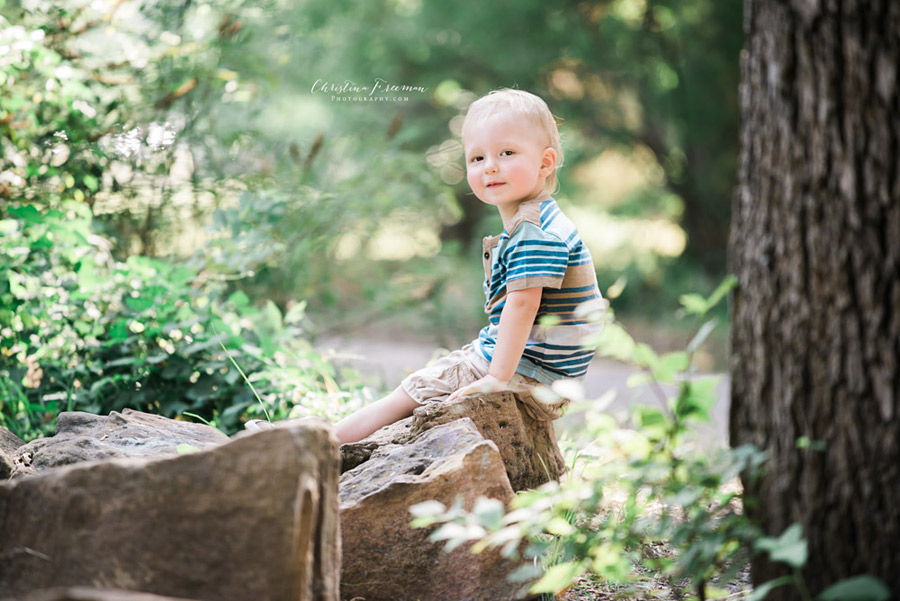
[447,374,509,402]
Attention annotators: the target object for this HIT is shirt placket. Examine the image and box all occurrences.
[482,235,500,309]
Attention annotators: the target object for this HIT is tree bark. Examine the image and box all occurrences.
[729,0,900,598]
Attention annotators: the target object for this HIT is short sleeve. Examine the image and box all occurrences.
[502,222,568,291]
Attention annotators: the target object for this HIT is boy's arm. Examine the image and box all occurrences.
[447,287,542,401]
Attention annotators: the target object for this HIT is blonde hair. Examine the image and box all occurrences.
[462,88,564,192]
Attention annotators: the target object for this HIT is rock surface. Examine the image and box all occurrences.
[0,417,341,601]
[339,418,530,601]
[0,426,24,479]
[341,391,565,491]
[2,587,199,601]
[5,409,228,479]
[413,391,566,491]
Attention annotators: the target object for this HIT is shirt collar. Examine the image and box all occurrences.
[501,194,553,233]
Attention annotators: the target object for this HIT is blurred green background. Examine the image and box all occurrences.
[0,0,741,438]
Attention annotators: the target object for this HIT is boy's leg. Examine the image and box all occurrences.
[334,386,419,444]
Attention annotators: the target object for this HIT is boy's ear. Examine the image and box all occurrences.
[540,147,557,176]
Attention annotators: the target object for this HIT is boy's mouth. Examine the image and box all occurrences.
[486,182,505,188]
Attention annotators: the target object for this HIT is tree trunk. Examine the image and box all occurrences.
[729,0,900,598]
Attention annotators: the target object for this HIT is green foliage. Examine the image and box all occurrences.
[0,203,368,440]
[411,278,889,600]
[817,576,891,601]
[412,278,756,598]
[750,526,891,601]
[2,0,740,292]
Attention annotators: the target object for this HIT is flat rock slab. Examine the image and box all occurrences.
[6,409,228,479]
[340,418,531,601]
[0,420,341,601]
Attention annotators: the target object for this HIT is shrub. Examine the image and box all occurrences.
[0,202,369,440]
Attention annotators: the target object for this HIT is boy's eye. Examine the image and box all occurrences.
[470,156,483,163]
[501,150,514,156]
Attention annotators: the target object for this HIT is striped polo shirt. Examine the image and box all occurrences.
[475,197,604,385]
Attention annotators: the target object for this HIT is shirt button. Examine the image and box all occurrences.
[484,252,490,259]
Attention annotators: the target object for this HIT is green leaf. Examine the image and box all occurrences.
[745,576,794,601]
[755,524,807,568]
[546,516,576,536]
[633,342,658,369]
[429,522,485,552]
[227,290,251,308]
[472,497,506,529]
[590,322,636,361]
[796,436,827,451]
[284,300,308,324]
[410,500,447,519]
[657,351,690,381]
[679,276,738,317]
[125,295,155,313]
[539,314,562,327]
[817,575,891,601]
[673,376,720,422]
[530,561,586,594]
[9,205,43,224]
[636,406,667,428]
[82,174,99,192]
[679,293,708,316]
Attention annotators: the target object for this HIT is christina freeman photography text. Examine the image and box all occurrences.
[311,78,428,102]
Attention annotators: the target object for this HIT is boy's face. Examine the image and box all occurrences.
[463,114,556,217]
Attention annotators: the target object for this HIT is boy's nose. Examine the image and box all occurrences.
[484,159,499,173]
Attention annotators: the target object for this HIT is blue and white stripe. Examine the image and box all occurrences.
[476,199,604,384]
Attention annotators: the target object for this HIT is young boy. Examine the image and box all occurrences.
[329,89,604,444]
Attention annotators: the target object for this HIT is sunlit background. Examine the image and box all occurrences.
[1,0,741,436]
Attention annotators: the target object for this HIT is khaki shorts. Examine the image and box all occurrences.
[400,344,568,421]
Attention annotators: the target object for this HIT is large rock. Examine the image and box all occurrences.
[339,418,531,601]
[6,409,228,479]
[0,418,341,601]
[341,391,565,492]
[413,391,565,491]
[0,426,24,479]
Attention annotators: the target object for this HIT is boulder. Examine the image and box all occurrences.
[339,418,531,601]
[0,417,341,601]
[0,426,24,479]
[2,587,199,601]
[412,391,566,491]
[6,409,229,479]
[341,391,565,492]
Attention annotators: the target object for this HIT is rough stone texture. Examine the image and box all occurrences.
[339,418,531,601]
[339,412,415,473]
[0,419,341,601]
[413,391,565,491]
[341,392,565,491]
[6,409,229,479]
[0,426,24,479]
[2,587,199,601]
